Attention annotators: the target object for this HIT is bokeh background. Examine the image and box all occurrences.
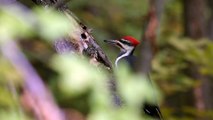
[1,0,213,120]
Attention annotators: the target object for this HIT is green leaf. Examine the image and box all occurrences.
[35,8,79,41]
[51,54,107,97]
[0,5,34,42]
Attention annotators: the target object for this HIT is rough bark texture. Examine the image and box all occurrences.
[32,0,120,108]
[40,0,112,70]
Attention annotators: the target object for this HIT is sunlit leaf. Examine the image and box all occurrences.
[35,8,79,41]
[51,54,107,97]
[0,5,34,42]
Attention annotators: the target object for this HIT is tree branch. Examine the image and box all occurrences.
[138,0,158,74]
[31,0,113,70]
[1,40,65,120]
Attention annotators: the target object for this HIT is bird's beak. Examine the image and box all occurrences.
[104,39,125,50]
[104,39,119,45]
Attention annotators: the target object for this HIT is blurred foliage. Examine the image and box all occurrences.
[51,54,159,120]
[151,0,213,119]
[0,1,157,120]
[0,0,213,120]
[0,5,33,42]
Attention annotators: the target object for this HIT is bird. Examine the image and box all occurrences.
[104,36,163,119]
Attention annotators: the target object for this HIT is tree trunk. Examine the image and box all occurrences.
[183,0,212,118]
[184,0,205,39]
[207,0,213,40]
[138,0,165,74]
[203,0,213,110]
[155,0,165,21]
[138,0,158,74]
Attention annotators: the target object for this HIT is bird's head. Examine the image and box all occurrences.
[104,36,140,52]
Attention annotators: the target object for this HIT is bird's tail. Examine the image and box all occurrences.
[143,102,163,119]
[142,74,163,119]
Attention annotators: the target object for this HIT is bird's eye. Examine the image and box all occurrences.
[120,39,132,46]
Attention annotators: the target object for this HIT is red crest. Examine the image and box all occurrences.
[122,36,140,46]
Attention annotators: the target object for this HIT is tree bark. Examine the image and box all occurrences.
[183,0,212,118]
[207,0,213,40]
[155,0,165,21]
[184,0,205,39]
[138,0,165,74]
[138,0,157,74]
[203,0,213,110]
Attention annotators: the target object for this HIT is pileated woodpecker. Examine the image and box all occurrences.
[104,36,163,119]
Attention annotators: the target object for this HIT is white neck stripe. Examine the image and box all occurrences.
[115,50,132,67]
